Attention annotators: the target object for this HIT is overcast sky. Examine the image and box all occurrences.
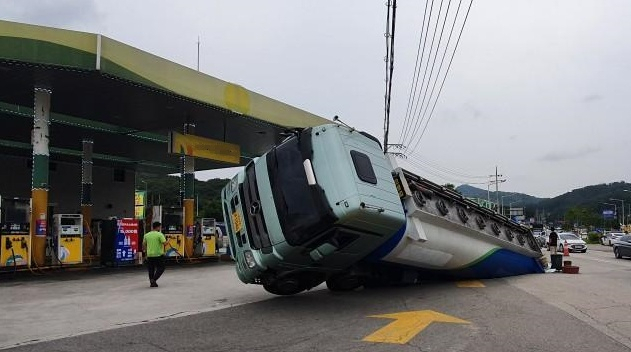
[3,0,630,198]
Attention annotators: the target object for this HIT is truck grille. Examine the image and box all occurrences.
[240,163,272,254]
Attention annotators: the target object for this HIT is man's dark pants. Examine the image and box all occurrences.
[146,255,166,283]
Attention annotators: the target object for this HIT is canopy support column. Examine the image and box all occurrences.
[181,121,196,257]
[81,139,94,257]
[31,87,51,267]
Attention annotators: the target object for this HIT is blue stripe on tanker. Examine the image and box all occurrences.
[364,224,407,261]
[448,248,545,278]
[365,225,545,278]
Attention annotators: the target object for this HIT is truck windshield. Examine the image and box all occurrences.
[266,131,337,246]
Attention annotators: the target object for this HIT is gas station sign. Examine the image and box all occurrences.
[168,131,240,164]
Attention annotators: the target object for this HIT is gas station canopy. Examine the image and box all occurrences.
[0,20,330,173]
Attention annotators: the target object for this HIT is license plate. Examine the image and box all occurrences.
[232,211,243,233]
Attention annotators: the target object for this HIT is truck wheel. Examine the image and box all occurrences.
[263,278,305,296]
[326,274,362,292]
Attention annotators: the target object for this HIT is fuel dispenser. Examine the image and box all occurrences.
[0,197,31,268]
[52,214,83,264]
[199,218,217,257]
[162,208,184,258]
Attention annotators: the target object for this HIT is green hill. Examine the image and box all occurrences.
[457,182,631,229]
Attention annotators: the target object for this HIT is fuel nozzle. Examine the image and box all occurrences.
[20,238,28,250]
[5,237,12,250]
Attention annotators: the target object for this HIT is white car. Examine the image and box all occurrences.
[601,232,625,246]
[557,233,587,253]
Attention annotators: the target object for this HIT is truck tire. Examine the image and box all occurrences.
[263,278,305,296]
[326,274,362,292]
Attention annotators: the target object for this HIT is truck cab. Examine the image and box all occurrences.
[221,124,406,295]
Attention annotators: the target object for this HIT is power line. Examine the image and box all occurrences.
[408,0,474,154]
[402,0,444,148]
[406,151,488,180]
[399,0,431,143]
[402,156,488,185]
[404,0,453,148]
[401,0,437,145]
[408,0,463,151]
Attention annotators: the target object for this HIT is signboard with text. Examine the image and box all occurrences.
[134,191,145,219]
[115,218,138,263]
[168,131,240,164]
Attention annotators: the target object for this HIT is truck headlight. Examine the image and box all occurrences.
[243,250,257,268]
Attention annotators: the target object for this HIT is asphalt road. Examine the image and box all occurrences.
[2,244,631,352]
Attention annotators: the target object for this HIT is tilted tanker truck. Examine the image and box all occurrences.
[221,123,545,295]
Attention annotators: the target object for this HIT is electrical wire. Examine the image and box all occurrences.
[401,0,437,145]
[406,0,457,148]
[399,0,431,143]
[402,0,446,148]
[406,151,488,180]
[403,156,488,184]
[408,0,474,154]
[401,156,487,185]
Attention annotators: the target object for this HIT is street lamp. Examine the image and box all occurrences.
[610,198,625,227]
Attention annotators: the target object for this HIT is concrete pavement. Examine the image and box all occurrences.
[508,244,631,349]
[0,262,271,350]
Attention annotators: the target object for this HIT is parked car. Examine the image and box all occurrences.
[557,233,587,253]
[613,235,631,259]
[601,232,625,246]
[535,234,547,248]
[535,230,549,248]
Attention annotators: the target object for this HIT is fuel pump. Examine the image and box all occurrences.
[0,197,31,268]
[162,208,184,258]
[199,218,217,257]
[52,214,83,264]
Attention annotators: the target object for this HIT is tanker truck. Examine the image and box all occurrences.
[221,123,545,295]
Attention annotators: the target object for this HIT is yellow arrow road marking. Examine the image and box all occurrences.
[456,280,485,288]
[363,310,470,344]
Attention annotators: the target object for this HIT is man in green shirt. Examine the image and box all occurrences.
[143,221,167,287]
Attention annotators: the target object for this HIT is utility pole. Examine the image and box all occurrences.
[488,166,506,212]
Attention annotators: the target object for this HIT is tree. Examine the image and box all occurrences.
[443,183,461,194]
[565,206,600,228]
[136,174,230,222]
